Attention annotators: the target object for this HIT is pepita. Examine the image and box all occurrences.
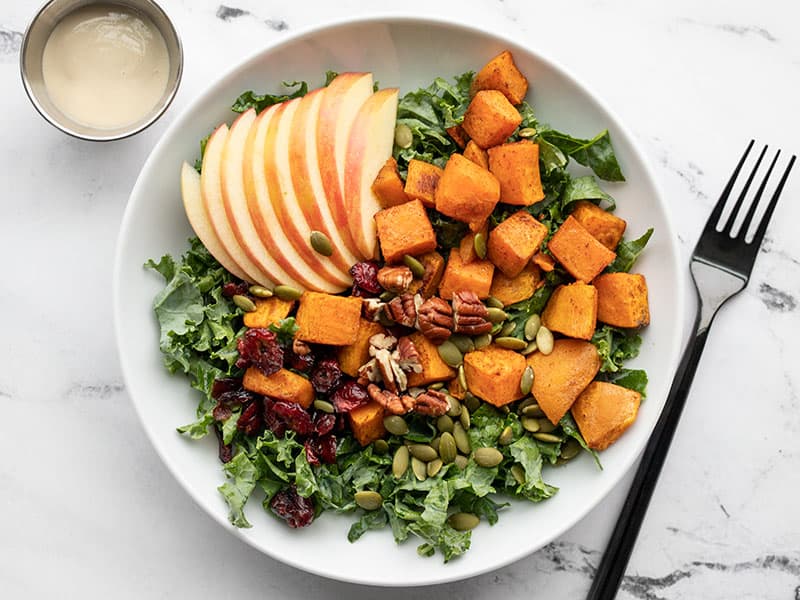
[313,399,335,414]
[379,290,395,302]
[453,423,471,454]
[428,382,445,391]
[384,415,409,436]
[273,285,303,301]
[473,232,487,259]
[394,123,413,149]
[522,403,545,418]
[448,512,480,531]
[248,285,273,298]
[454,454,469,470]
[430,436,441,453]
[463,392,480,413]
[517,397,536,413]
[511,464,526,485]
[537,418,557,433]
[499,321,516,337]
[437,340,463,368]
[521,340,538,355]
[560,438,582,460]
[354,490,383,511]
[498,425,514,446]
[487,307,508,323]
[403,254,426,279]
[459,406,471,429]
[485,296,504,309]
[490,322,503,336]
[519,365,534,396]
[373,439,389,455]
[533,432,562,443]
[427,458,443,477]
[495,336,527,351]
[408,444,438,462]
[523,314,541,340]
[536,325,554,355]
[232,294,256,312]
[436,415,454,433]
[474,447,504,468]
[439,432,457,464]
[411,457,428,481]
[450,334,474,354]
[392,446,409,478]
[518,127,537,138]
[521,416,540,433]
[446,396,462,417]
[474,333,492,349]
[309,230,333,256]
[457,365,468,392]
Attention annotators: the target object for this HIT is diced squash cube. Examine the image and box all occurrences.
[488,140,544,206]
[458,224,487,265]
[374,199,437,264]
[243,367,314,409]
[464,345,527,407]
[448,376,467,400]
[295,292,361,346]
[532,252,556,272]
[526,339,600,424]
[446,125,469,149]
[438,248,495,300]
[548,216,616,282]
[572,382,641,450]
[463,140,489,170]
[406,331,456,387]
[490,263,541,307]
[594,272,650,328]
[371,157,409,208]
[243,297,295,329]
[348,401,386,446]
[336,319,387,377]
[461,90,522,149]
[403,159,443,208]
[570,200,626,250]
[541,282,598,340]
[487,210,548,278]
[407,251,446,298]
[435,153,500,232]
[470,50,529,105]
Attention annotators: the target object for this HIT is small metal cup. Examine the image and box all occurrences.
[20,0,183,141]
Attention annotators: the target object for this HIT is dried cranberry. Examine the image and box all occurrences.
[270,486,315,528]
[222,281,250,298]
[217,389,255,407]
[271,401,314,436]
[235,328,283,376]
[330,380,370,413]
[303,439,321,466]
[211,377,242,399]
[350,261,381,297]
[285,349,315,373]
[212,404,232,422]
[214,426,234,464]
[313,412,336,436]
[305,434,337,465]
[236,400,263,436]
[263,398,287,438]
[311,358,343,394]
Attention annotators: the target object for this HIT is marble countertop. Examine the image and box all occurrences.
[2,0,799,598]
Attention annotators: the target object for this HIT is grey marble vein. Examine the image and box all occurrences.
[215,4,288,30]
[65,381,125,400]
[759,282,797,312]
[679,18,777,42]
[0,27,22,59]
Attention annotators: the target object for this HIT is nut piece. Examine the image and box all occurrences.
[417,297,454,344]
[452,290,492,335]
[361,297,385,322]
[396,336,423,373]
[413,389,449,417]
[292,338,311,356]
[377,266,414,293]
[374,348,408,394]
[385,293,418,328]
[368,383,415,415]
[357,357,380,386]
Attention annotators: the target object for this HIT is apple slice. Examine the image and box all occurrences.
[180,161,251,283]
[201,123,269,284]
[317,72,374,259]
[343,88,400,259]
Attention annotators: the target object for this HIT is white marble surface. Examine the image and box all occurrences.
[2,0,799,597]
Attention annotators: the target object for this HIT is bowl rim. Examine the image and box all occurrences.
[113,12,686,586]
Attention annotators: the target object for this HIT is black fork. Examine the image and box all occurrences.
[587,141,795,600]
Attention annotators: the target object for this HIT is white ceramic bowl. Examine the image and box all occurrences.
[113,16,684,587]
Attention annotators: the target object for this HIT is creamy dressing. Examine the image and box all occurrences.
[41,4,169,130]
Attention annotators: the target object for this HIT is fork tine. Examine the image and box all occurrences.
[737,149,780,240]
[749,154,796,248]
[722,144,768,235]
[703,140,754,235]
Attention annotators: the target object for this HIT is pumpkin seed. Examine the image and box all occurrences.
[474,333,492,349]
[485,296,504,309]
[309,230,333,256]
[427,458,443,478]
[409,444,438,462]
[511,464,526,485]
[533,432,562,443]
[428,382,445,390]
[518,127,537,138]
[232,294,256,312]
[450,334,474,354]
[521,340,538,355]
[378,311,395,327]
[392,446,409,478]
[394,123,413,149]
[411,457,427,481]
[248,285,273,298]
[457,364,468,392]
[373,439,389,455]
[460,405,472,429]
[536,326,554,355]
[313,399,335,414]
[519,366,534,396]
[403,254,425,278]
[453,423,471,454]
[523,314,541,340]
[473,232,487,259]
[379,290,395,302]
[522,403,545,418]
[436,415,454,434]
[490,322,503,336]
[538,418,557,433]
[438,432,457,464]
[517,397,536,412]
[499,321,516,337]
[487,307,508,323]
[454,454,469,470]
[474,447,504,468]
[430,436,441,453]
[463,392,480,413]
[446,396,462,417]
[273,285,303,301]
[498,425,514,446]
[521,416,540,433]
[383,415,409,436]
[354,490,383,511]
[495,336,527,350]
[448,512,480,531]
[560,438,581,460]
[437,340,463,367]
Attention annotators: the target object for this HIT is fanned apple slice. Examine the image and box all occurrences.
[317,72,374,260]
[243,104,345,293]
[201,123,268,284]
[343,88,400,259]
[180,161,251,282]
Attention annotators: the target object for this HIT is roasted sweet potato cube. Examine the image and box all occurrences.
[572,382,641,450]
[547,216,616,282]
[532,252,556,272]
[541,282,598,340]
[371,157,409,208]
[446,125,469,149]
[487,210,548,278]
[406,331,456,387]
[435,153,500,232]
[490,263,541,307]
[526,339,600,424]
[243,297,295,329]
[463,140,489,170]
[458,223,487,265]
[348,401,386,446]
[374,199,437,264]
[438,249,495,300]
[488,140,545,206]
[295,292,362,346]
[594,272,650,328]
[461,90,522,149]
[407,251,446,298]
[336,319,387,377]
[470,50,529,105]
[570,200,626,250]
[464,345,527,407]
[448,376,467,400]
[243,367,314,409]
[403,160,443,208]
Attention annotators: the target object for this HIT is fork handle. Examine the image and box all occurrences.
[586,313,708,600]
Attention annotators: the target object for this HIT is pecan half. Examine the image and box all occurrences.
[367,384,415,415]
[377,266,413,293]
[368,333,397,355]
[395,336,423,373]
[452,290,492,335]
[413,389,449,417]
[385,293,418,328]
[417,297,454,344]
[374,348,408,393]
